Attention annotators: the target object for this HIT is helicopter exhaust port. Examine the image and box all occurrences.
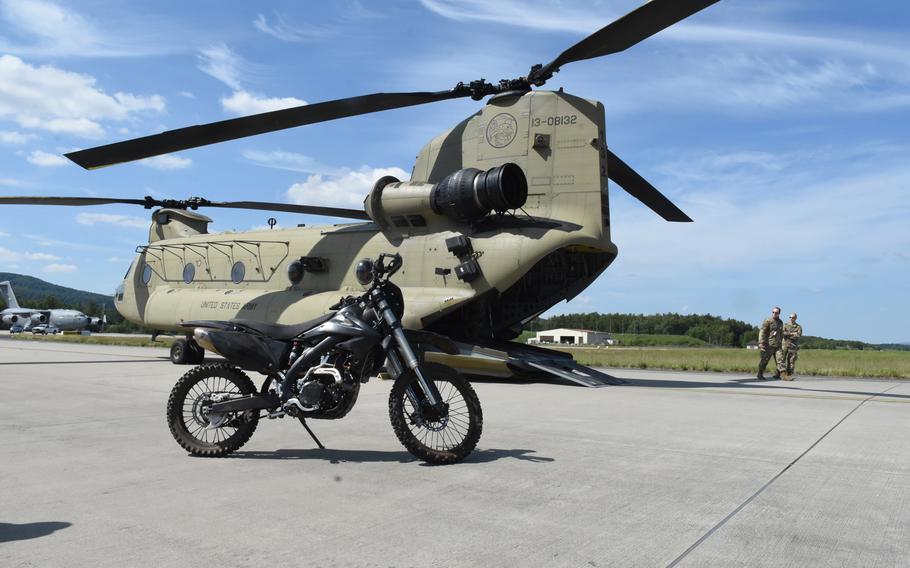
[431,163,528,223]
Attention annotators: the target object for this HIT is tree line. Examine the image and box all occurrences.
[527,312,908,351]
[528,312,757,347]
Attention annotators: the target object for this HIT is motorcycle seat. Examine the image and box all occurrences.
[231,314,335,340]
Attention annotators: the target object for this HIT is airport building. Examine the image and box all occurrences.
[528,328,614,346]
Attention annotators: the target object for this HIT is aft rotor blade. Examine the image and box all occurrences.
[0,196,149,207]
[65,90,466,169]
[607,150,692,222]
[533,0,721,82]
[206,200,370,220]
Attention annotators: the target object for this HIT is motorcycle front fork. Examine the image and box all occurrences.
[386,341,445,415]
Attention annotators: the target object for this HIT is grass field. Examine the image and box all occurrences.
[555,347,910,379]
[7,332,909,379]
[7,333,174,348]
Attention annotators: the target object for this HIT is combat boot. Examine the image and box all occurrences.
[772,372,781,380]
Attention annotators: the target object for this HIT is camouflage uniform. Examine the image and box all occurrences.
[757,316,784,378]
[782,321,803,379]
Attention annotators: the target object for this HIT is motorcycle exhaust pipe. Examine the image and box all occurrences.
[193,328,219,355]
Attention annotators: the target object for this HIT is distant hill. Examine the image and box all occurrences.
[0,272,114,312]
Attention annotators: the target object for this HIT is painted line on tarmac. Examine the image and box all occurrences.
[0,359,169,366]
[0,341,169,361]
[647,386,910,404]
[664,383,901,568]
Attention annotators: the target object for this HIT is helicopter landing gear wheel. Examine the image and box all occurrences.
[166,363,259,457]
[171,338,204,364]
[170,338,189,364]
[389,363,482,465]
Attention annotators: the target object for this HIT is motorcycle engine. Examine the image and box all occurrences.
[296,365,348,411]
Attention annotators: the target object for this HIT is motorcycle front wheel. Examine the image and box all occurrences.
[166,363,259,457]
[389,362,482,465]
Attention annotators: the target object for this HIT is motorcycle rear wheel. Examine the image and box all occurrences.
[166,363,259,457]
[389,362,482,465]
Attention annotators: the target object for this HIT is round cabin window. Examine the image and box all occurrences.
[141,263,153,285]
[231,261,246,284]
[183,263,195,284]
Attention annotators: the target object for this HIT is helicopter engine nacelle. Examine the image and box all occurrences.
[366,163,527,228]
[365,163,527,229]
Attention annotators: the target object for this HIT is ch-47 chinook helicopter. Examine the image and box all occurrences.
[1,0,720,386]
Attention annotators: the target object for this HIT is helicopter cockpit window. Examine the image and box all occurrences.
[183,263,195,284]
[141,263,153,285]
[231,261,246,284]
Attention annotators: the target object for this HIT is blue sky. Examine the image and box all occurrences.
[0,0,907,343]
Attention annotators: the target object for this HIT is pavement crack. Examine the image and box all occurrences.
[664,383,901,568]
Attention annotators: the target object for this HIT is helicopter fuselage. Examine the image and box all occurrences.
[115,90,617,346]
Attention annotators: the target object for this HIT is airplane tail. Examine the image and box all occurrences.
[0,281,20,309]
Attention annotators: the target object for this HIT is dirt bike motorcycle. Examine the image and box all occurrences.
[166,253,482,464]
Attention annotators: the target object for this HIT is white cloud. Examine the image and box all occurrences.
[0,246,60,261]
[0,230,8,237]
[254,13,333,42]
[27,252,61,260]
[417,1,909,63]
[288,166,409,209]
[26,150,68,167]
[243,150,344,176]
[222,91,307,115]
[0,178,21,186]
[140,154,192,170]
[0,55,165,138]
[0,130,36,144]
[609,145,910,276]
[1,0,99,53]
[178,91,195,99]
[197,44,246,91]
[76,213,147,229]
[414,1,910,116]
[0,0,184,58]
[43,263,77,273]
[107,256,127,262]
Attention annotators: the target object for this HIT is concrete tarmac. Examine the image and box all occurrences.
[1,338,908,567]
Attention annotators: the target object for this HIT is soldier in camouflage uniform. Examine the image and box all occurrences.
[781,312,803,381]
[757,306,784,380]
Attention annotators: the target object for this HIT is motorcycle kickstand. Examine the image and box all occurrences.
[300,417,325,450]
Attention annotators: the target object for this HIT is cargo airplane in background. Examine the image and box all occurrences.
[0,281,103,331]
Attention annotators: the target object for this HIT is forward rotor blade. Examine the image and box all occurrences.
[0,196,149,207]
[607,150,691,222]
[66,90,465,169]
[0,195,370,220]
[205,200,369,220]
[533,0,720,82]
